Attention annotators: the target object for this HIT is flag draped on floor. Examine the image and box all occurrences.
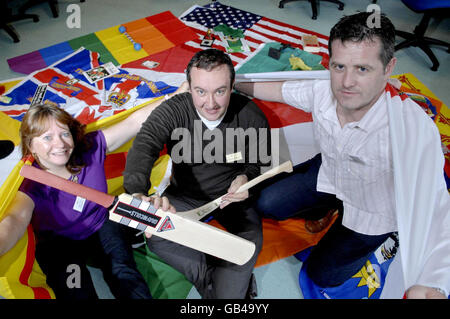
[0,47,179,133]
[179,1,329,69]
[298,234,399,299]
[7,12,198,75]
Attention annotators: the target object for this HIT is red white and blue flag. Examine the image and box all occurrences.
[0,48,178,125]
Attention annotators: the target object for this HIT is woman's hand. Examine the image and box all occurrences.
[174,81,190,95]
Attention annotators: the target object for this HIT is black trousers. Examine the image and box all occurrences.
[35,220,152,299]
[147,189,263,299]
[255,154,393,287]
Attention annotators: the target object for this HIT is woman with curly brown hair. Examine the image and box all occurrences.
[0,84,186,299]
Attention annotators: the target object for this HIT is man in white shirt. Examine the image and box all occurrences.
[235,12,448,298]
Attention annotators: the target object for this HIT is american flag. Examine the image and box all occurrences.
[180,1,330,68]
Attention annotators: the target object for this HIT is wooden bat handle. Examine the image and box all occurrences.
[178,161,294,220]
[20,165,115,208]
[236,160,293,193]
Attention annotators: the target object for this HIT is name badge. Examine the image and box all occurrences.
[73,196,86,212]
[226,152,243,163]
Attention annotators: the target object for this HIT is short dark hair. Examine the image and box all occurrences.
[328,12,395,68]
[186,49,235,88]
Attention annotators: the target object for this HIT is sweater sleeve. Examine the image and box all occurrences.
[123,94,186,195]
[233,97,272,184]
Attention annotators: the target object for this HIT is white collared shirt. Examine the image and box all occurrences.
[196,109,227,130]
[282,80,397,235]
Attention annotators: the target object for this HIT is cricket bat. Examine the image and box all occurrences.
[19,165,255,266]
[177,161,294,221]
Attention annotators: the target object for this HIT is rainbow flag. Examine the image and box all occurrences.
[7,11,197,75]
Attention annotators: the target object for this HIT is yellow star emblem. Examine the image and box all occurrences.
[352,260,381,298]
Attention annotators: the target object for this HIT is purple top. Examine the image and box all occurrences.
[20,131,109,240]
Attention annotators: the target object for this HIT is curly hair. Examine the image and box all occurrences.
[186,48,235,88]
[328,12,396,68]
[20,103,91,174]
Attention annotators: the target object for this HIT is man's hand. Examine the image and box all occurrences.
[406,285,447,299]
[220,175,249,209]
[132,193,176,238]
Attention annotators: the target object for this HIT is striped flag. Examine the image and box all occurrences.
[7,11,198,75]
[179,1,330,68]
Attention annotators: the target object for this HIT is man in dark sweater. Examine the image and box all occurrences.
[123,49,271,298]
